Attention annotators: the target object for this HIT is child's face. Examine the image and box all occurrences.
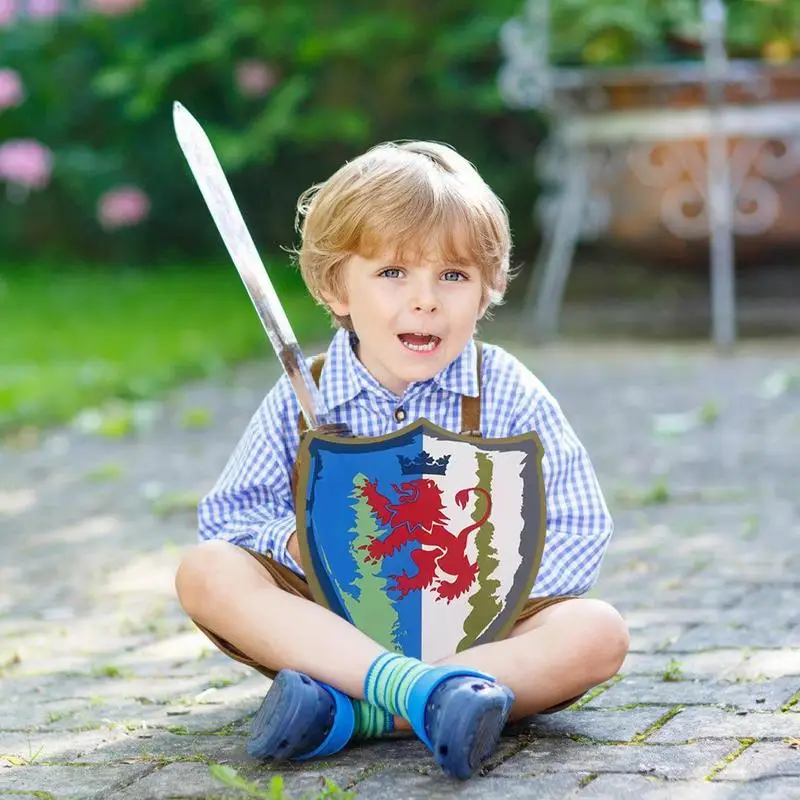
[327,249,488,396]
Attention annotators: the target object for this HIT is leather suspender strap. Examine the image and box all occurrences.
[296,354,326,438]
[459,340,483,437]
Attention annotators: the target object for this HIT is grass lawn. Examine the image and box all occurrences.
[0,263,331,437]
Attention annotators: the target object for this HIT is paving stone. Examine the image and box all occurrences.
[51,693,259,735]
[0,673,66,701]
[732,650,800,679]
[725,587,800,615]
[624,608,729,629]
[70,731,249,765]
[104,760,367,800]
[648,707,800,743]
[714,741,800,780]
[671,625,800,651]
[628,625,689,653]
[110,631,223,677]
[326,734,522,773]
[0,697,87,731]
[586,676,800,711]
[160,657,253,681]
[105,762,243,800]
[188,673,272,706]
[1,632,157,680]
[578,773,737,798]
[0,764,152,798]
[726,777,800,799]
[515,707,673,743]
[715,562,800,583]
[351,769,583,799]
[492,738,737,780]
[611,585,748,613]
[620,651,748,680]
[42,674,220,703]
[0,729,135,765]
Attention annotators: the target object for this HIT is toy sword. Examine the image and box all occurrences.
[172,102,346,435]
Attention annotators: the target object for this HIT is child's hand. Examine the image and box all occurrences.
[287,532,302,568]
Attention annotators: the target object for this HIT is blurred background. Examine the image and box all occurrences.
[2,0,800,439]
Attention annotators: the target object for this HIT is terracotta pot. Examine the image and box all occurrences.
[565,63,800,267]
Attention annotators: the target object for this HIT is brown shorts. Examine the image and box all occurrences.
[193,548,584,714]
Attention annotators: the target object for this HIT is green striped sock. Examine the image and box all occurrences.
[351,699,394,739]
[363,652,430,719]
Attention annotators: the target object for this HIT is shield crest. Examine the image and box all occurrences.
[295,419,546,663]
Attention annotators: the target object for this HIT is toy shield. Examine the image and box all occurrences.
[295,419,546,663]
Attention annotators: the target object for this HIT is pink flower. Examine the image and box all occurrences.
[27,0,60,19]
[97,186,150,230]
[0,0,15,27]
[0,139,52,189]
[235,60,278,98]
[84,0,144,16]
[0,68,24,109]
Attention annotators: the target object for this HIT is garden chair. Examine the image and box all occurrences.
[499,0,800,350]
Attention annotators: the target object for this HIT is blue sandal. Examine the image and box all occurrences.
[247,670,354,761]
[405,666,515,780]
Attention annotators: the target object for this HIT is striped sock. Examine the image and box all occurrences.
[351,699,394,739]
[363,652,431,719]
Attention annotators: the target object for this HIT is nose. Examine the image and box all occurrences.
[410,273,438,313]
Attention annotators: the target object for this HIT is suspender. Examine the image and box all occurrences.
[460,340,482,437]
[297,354,329,439]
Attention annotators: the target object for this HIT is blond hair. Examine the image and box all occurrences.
[294,141,512,329]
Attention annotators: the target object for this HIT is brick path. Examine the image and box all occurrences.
[1,337,798,799]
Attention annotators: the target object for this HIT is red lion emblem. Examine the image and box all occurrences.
[357,477,491,603]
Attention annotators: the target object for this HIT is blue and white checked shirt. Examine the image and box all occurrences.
[198,328,613,597]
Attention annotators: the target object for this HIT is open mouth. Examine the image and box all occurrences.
[398,333,441,352]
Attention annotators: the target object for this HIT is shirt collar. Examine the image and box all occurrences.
[317,328,363,410]
[430,337,479,397]
[317,328,479,410]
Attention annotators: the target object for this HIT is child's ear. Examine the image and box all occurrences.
[324,291,349,318]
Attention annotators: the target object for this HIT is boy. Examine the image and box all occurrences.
[176,141,628,781]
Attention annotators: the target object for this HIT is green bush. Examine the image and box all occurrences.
[0,1,543,265]
[549,0,800,67]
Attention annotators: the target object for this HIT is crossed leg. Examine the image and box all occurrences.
[177,541,629,725]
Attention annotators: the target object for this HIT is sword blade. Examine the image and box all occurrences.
[173,101,327,430]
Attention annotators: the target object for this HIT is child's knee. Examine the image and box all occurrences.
[174,540,240,616]
[583,600,629,675]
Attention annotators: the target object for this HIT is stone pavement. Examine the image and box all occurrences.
[1,336,799,799]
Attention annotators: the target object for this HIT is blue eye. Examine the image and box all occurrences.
[443,270,467,282]
[380,268,402,278]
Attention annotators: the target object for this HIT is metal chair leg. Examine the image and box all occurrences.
[703,0,736,350]
[527,149,588,341]
[706,133,736,351]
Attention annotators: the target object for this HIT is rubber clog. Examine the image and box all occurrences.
[247,669,354,761]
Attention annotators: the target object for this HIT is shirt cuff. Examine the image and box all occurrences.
[257,514,303,576]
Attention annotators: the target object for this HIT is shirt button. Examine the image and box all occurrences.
[266,549,274,560]
[394,407,407,423]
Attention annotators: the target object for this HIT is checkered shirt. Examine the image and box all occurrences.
[198,328,614,598]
